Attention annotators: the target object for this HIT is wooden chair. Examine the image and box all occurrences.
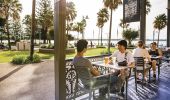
[134,57,151,89]
[74,66,111,100]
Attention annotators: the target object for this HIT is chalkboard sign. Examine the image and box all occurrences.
[123,0,140,22]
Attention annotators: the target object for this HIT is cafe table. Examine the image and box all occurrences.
[92,61,131,99]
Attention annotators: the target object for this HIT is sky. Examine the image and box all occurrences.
[19,0,167,39]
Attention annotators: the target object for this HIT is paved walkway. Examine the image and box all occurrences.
[0,60,170,100]
[0,60,55,100]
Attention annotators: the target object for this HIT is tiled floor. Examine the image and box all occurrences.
[76,63,170,100]
[127,64,170,100]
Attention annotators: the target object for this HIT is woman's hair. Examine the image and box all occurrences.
[76,39,88,52]
[138,40,144,47]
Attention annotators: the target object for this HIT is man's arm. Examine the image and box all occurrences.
[87,60,101,76]
[90,68,100,76]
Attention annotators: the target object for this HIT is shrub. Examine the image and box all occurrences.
[24,56,32,64]
[40,44,47,48]
[11,54,41,64]
[25,54,41,63]
[32,54,41,63]
[47,44,54,49]
[40,44,54,49]
[11,55,26,64]
[96,45,106,48]
[128,45,135,47]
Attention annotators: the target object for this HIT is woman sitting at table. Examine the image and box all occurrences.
[148,42,162,80]
[73,39,118,98]
[111,40,134,95]
[133,40,151,81]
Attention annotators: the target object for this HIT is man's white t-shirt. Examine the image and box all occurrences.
[111,50,134,65]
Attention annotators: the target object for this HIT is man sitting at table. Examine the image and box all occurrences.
[148,42,162,80]
[111,40,134,95]
[133,40,151,81]
[73,39,118,98]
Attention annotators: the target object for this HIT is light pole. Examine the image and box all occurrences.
[153,29,155,42]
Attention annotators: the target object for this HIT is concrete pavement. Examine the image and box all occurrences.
[0,60,55,100]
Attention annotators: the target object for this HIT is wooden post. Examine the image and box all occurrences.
[167,0,170,47]
[54,0,66,100]
[140,0,146,44]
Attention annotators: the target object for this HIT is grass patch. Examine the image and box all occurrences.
[0,47,117,63]
[0,51,53,63]
[66,47,116,59]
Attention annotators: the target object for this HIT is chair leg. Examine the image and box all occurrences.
[134,69,137,92]
[74,79,78,100]
[93,90,95,99]
[149,69,151,82]
[158,64,160,78]
[108,86,110,100]
[142,71,144,88]
[126,77,128,100]
[89,91,92,100]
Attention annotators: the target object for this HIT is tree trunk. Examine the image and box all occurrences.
[6,18,11,50]
[129,40,131,46]
[82,32,84,39]
[30,0,36,61]
[157,30,160,47]
[42,27,48,44]
[43,29,46,43]
[101,27,103,46]
[66,20,69,35]
[49,36,51,44]
[108,9,113,53]
[98,27,100,46]
[77,32,79,40]
[0,31,2,43]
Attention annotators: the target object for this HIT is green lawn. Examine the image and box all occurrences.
[0,51,53,63]
[0,48,117,63]
[66,47,116,59]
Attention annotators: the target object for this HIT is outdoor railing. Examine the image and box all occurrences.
[66,54,111,100]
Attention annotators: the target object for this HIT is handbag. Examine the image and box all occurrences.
[118,52,128,66]
[118,60,127,66]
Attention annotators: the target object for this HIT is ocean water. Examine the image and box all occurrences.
[69,39,167,47]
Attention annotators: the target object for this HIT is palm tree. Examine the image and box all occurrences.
[66,1,77,35]
[73,22,84,39]
[97,8,109,46]
[119,19,129,29]
[103,0,122,53]
[22,15,32,35]
[66,22,73,35]
[146,0,151,15]
[0,0,22,50]
[153,13,167,46]
[73,16,87,39]
[122,28,139,45]
[37,0,53,44]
